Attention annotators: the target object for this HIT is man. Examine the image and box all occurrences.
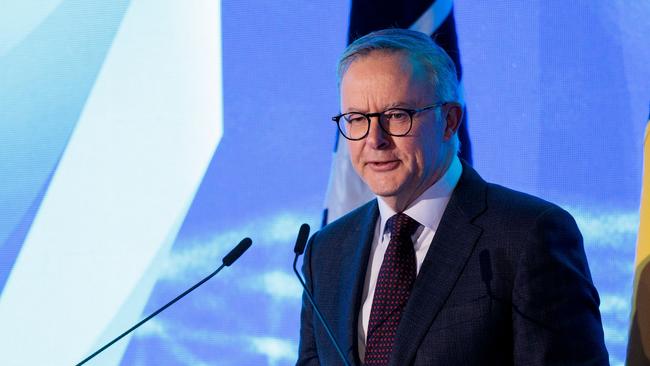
[297,29,608,365]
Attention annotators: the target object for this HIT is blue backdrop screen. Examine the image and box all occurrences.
[0,1,648,365]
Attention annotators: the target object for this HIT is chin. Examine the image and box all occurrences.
[367,183,403,198]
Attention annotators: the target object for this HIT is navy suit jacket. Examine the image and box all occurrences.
[297,164,609,365]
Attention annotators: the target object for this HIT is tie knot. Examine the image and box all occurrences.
[386,213,420,239]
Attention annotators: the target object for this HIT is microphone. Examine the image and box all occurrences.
[292,224,351,366]
[293,223,310,255]
[77,237,253,366]
[224,237,253,266]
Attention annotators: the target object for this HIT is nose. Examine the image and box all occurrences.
[365,116,391,149]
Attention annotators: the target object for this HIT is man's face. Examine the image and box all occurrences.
[340,52,455,211]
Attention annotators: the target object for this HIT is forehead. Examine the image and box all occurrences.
[339,51,433,108]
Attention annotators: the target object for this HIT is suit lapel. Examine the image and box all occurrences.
[390,164,487,366]
[329,200,378,365]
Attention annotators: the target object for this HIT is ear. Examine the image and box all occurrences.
[442,102,463,140]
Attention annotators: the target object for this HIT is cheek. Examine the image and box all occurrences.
[406,138,436,174]
[411,151,429,177]
[399,139,424,164]
[347,141,363,165]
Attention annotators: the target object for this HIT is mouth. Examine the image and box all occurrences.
[366,160,400,171]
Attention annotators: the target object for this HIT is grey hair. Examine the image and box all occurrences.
[337,28,460,103]
[337,28,462,151]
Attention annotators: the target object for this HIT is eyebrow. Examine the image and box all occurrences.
[343,101,414,114]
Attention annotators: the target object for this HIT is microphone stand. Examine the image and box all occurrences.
[76,237,252,366]
[293,224,351,366]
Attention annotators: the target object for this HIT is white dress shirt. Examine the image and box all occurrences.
[357,156,462,360]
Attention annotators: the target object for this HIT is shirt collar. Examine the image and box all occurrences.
[377,155,462,236]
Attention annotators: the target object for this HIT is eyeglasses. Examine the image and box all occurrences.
[331,103,446,141]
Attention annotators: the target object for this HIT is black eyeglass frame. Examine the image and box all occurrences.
[331,102,447,141]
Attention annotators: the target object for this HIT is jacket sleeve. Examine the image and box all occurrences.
[296,232,320,366]
[511,206,609,365]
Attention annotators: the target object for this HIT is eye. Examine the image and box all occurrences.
[343,113,367,124]
[384,109,409,122]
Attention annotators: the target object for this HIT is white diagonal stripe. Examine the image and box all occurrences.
[0,0,64,57]
[409,0,453,35]
[0,1,223,365]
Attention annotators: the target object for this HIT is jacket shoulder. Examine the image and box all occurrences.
[482,182,574,226]
[318,199,378,238]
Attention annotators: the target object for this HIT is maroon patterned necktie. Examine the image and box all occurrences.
[364,213,420,366]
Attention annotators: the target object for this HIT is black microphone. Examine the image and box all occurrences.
[224,237,253,266]
[293,223,310,255]
[77,237,253,366]
[292,224,351,366]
